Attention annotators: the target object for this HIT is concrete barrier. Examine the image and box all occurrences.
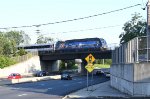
[10,75,61,84]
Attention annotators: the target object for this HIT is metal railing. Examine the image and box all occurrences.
[112,36,149,64]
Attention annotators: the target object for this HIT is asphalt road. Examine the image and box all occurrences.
[0,75,109,99]
[69,97,150,99]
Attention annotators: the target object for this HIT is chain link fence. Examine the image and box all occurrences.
[112,36,149,64]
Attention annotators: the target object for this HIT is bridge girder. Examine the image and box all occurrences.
[39,50,112,61]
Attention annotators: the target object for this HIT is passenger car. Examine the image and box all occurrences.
[35,71,48,77]
[93,68,104,76]
[104,72,110,77]
[8,73,22,79]
[61,72,72,80]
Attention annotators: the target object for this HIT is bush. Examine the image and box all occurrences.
[0,56,16,69]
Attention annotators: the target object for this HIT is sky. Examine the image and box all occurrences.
[0,0,148,47]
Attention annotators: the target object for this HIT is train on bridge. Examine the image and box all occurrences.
[17,38,108,53]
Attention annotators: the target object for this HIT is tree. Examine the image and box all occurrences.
[4,30,31,45]
[36,35,54,44]
[119,13,146,44]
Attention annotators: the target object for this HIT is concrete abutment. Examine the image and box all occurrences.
[111,63,150,96]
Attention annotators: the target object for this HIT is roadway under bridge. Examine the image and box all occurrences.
[38,50,112,74]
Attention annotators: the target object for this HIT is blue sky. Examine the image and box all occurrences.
[0,0,147,46]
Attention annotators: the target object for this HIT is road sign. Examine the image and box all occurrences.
[85,54,95,64]
[85,63,94,72]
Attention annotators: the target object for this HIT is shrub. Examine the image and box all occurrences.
[0,56,16,69]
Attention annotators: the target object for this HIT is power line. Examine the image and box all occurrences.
[41,24,122,36]
[0,4,141,30]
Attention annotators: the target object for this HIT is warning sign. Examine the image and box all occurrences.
[85,54,95,64]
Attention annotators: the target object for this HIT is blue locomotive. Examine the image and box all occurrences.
[17,38,108,53]
[55,38,108,52]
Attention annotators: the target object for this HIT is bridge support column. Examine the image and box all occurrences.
[51,60,60,72]
[75,59,82,73]
[81,59,87,75]
[41,60,60,73]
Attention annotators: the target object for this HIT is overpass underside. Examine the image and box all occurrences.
[39,50,112,60]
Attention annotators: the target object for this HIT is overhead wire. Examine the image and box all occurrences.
[0,4,141,30]
[41,24,122,36]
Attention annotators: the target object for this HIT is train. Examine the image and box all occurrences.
[17,38,108,53]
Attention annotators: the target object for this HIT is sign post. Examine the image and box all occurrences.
[85,54,95,91]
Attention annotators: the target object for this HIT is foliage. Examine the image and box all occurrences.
[4,30,31,45]
[16,48,27,56]
[119,13,146,44]
[0,30,30,68]
[36,35,54,44]
[59,60,78,71]
[95,59,112,65]
[0,56,16,69]
[94,64,110,68]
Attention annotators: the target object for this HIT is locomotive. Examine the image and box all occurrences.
[55,38,108,52]
[17,38,108,53]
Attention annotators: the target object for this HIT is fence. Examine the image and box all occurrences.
[112,36,149,64]
[12,51,38,63]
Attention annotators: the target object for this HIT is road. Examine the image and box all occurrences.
[69,97,150,99]
[0,75,109,99]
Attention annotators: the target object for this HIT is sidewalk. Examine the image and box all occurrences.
[64,81,129,99]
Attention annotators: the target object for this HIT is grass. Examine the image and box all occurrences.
[93,64,110,68]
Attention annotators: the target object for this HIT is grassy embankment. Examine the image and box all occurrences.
[93,64,110,68]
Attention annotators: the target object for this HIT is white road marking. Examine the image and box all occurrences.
[47,88,53,90]
[11,88,20,90]
[18,94,27,97]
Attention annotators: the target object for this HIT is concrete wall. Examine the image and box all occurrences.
[41,60,60,72]
[0,56,41,78]
[111,63,150,96]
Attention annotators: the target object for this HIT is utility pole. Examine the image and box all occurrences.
[147,0,150,62]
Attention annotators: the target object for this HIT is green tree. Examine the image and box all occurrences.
[36,35,54,44]
[5,30,31,45]
[119,13,146,44]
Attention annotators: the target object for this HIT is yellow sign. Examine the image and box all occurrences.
[85,54,95,64]
[85,63,94,72]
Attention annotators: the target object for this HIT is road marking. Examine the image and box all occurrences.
[18,94,27,97]
[11,88,20,90]
[47,88,53,90]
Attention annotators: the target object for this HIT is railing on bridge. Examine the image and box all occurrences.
[112,36,149,64]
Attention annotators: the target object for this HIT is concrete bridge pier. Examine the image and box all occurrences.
[75,59,87,75]
[40,60,60,73]
[81,59,87,75]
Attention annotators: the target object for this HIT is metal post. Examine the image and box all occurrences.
[91,71,94,91]
[136,37,139,62]
[87,71,89,91]
[147,0,150,62]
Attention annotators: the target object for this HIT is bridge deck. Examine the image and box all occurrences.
[39,50,112,60]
